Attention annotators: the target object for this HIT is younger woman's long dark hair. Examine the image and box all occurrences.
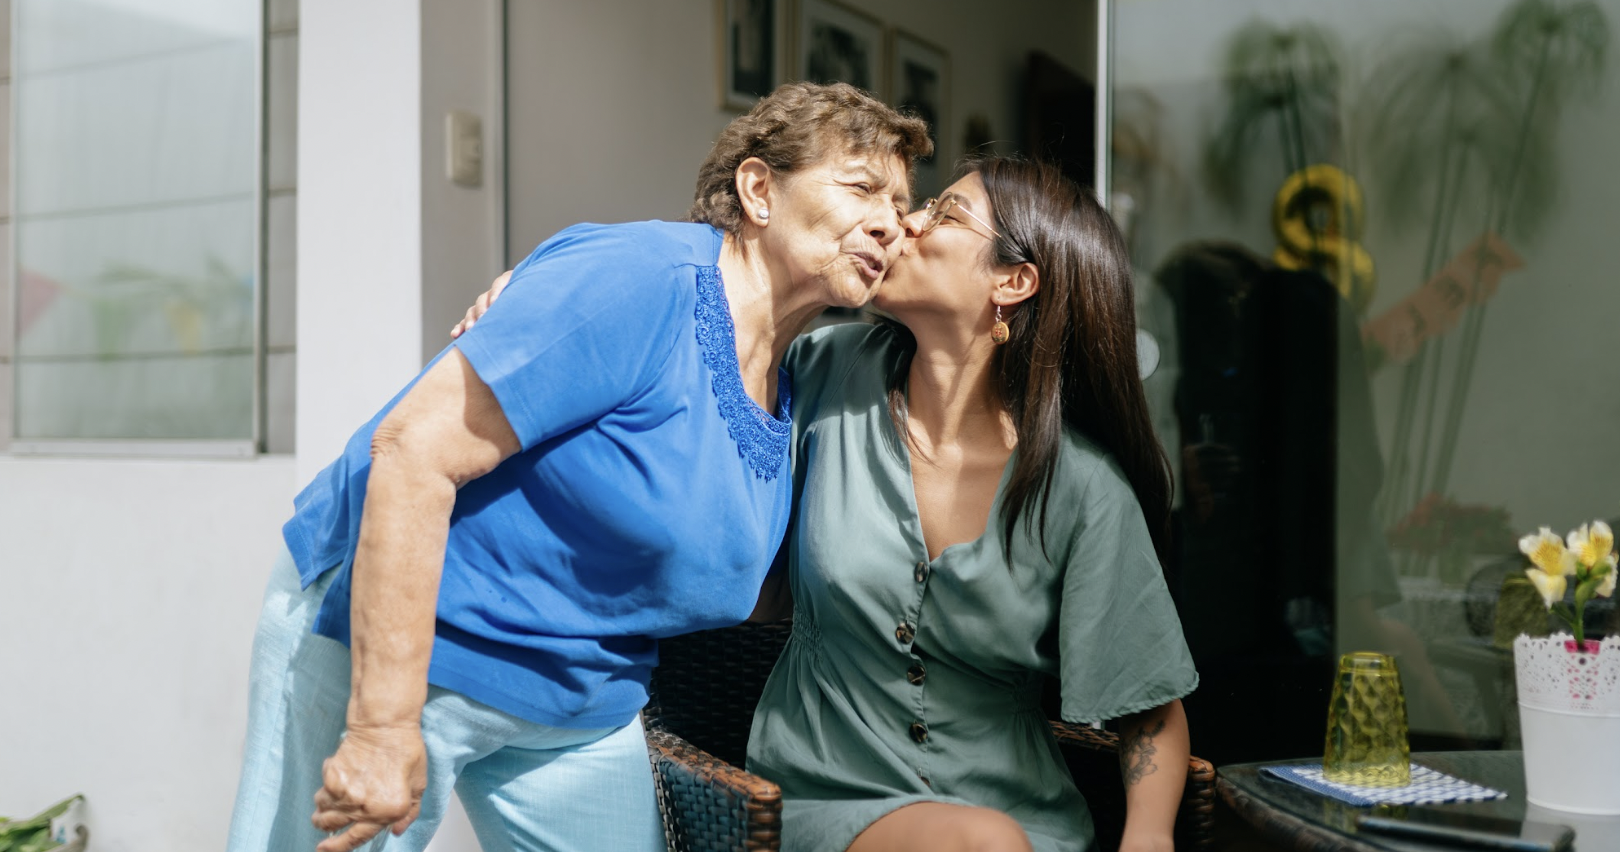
[886,156,1174,566]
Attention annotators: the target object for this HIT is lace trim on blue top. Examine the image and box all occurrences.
[694,265,792,480]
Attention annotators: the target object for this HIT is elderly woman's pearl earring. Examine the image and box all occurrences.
[758,208,769,221]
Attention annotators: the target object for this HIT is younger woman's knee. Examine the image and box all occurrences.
[851,802,1033,852]
[950,808,1033,852]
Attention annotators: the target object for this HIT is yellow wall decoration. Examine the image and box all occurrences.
[1272,164,1376,312]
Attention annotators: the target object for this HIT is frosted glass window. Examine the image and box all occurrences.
[12,0,259,441]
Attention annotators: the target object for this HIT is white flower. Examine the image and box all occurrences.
[1521,526,1576,576]
[1525,567,1568,609]
[1567,520,1615,570]
[1596,555,1617,598]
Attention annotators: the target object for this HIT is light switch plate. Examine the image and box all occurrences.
[447,110,482,187]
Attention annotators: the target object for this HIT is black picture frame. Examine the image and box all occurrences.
[889,29,949,198]
[720,0,783,111]
[796,0,884,96]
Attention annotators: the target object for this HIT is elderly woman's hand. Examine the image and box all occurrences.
[311,348,519,852]
[449,271,513,338]
[310,724,428,852]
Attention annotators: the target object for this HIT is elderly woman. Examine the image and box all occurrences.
[461,158,1198,852]
[225,82,929,852]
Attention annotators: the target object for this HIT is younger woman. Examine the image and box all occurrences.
[749,157,1197,852]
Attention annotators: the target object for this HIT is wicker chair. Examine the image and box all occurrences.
[643,620,1216,852]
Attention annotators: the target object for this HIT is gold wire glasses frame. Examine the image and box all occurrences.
[917,194,1003,240]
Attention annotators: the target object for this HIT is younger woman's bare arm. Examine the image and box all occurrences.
[1117,698,1190,852]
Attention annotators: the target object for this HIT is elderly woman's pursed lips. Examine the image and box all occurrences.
[851,249,886,281]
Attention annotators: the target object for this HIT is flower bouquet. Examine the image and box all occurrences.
[1517,521,1616,646]
[1511,520,1620,814]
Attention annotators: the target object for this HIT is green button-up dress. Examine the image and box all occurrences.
[747,323,1199,852]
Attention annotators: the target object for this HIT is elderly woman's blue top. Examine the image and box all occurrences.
[281,221,793,729]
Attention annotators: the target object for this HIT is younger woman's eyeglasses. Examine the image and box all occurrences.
[917,194,1003,240]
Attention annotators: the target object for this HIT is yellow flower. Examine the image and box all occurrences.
[1597,561,1617,598]
[1525,567,1568,609]
[1520,526,1576,576]
[1567,520,1615,570]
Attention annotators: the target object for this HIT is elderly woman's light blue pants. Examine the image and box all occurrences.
[225,546,665,852]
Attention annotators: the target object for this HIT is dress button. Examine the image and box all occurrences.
[909,722,929,743]
[914,562,929,583]
[894,621,916,645]
[906,664,927,685]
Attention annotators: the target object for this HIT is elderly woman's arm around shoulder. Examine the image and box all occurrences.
[310,349,521,852]
[1117,698,1191,852]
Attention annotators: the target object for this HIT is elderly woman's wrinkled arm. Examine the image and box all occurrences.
[1117,698,1190,852]
[309,349,521,852]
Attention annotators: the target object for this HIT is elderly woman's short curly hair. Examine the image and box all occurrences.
[689,82,933,234]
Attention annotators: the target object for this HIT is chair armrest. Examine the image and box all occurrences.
[1179,753,1217,849]
[1050,719,1125,753]
[646,727,782,852]
[1047,720,1217,851]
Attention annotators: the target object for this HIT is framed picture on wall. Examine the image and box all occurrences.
[719,0,784,111]
[889,30,949,198]
[797,0,884,96]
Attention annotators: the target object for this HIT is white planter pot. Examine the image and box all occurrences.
[1514,633,1620,815]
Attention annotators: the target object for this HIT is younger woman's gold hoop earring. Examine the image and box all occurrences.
[991,305,1010,345]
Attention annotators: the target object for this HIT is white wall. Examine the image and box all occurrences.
[295,0,426,485]
[298,0,506,483]
[418,0,506,364]
[0,456,296,849]
[505,0,1095,263]
[504,0,736,256]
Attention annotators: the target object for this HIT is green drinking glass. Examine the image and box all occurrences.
[1322,651,1411,787]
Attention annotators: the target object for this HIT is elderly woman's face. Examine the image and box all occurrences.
[763,150,909,309]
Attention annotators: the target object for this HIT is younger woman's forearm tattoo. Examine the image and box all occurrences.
[1120,718,1167,786]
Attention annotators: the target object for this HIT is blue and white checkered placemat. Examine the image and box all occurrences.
[1262,763,1509,806]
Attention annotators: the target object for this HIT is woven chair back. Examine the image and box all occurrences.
[644,619,794,766]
